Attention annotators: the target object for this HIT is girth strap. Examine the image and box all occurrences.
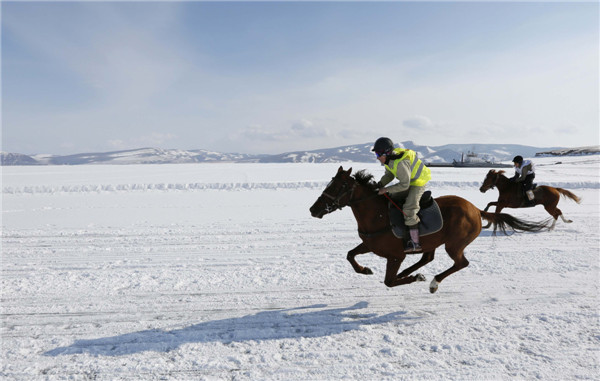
[358,226,391,239]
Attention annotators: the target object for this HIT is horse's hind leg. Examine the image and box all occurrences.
[560,214,573,223]
[552,206,573,224]
[396,250,435,281]
[544,205,571,230]
[430,247,469,294]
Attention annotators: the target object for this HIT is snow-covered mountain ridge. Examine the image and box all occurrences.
[2,142,598,166]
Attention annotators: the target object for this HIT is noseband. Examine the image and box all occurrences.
[319,180,356,213]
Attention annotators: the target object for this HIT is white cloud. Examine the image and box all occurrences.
[554,124,579,136]
[402,115,435,130]
[235,120,331,143]
[290,119,331,138]
[108,132,177,151]
[226,119,373,154]
[234,125,286,142]
[338,129,370,141]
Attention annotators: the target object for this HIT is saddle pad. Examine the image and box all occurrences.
[390,199,443,239]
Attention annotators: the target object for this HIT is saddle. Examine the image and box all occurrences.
[388,191,443,241]
[518,183,537,207]
[521,183,537,192]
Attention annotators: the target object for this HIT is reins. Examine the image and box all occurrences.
[332,177,407,219]
[353,186,407,238]
[321,179,380,208]
[347,193,379,206]
[383,193,407,217]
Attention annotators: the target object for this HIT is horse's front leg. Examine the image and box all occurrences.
[396,250,435,280]
[347,242,373,275]
[483,202,502,228]
[384,255,424,287]
[483,201,497,213]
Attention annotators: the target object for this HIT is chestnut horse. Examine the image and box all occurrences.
[479,169,581,230]
[310,167,552,294]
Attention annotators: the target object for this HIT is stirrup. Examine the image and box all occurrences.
[404,240,422,254]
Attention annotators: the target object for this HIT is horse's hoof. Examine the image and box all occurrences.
[429,279,439,294]
[415,273,426,282]
[361,267,373,275]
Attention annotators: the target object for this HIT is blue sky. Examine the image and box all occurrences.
[2,1,598,155]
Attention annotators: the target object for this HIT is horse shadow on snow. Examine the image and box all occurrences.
[45,302,414,357]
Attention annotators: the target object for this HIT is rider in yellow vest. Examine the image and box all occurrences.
[372,137,431,253]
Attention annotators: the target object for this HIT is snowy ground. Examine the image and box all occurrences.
[2,156,599,380]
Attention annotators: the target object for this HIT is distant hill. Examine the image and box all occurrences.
[2,142,594,166]
[0,152,39,166]
[535,146,600,157]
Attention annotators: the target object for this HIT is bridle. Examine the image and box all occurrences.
[482,173,499,191]
[317,176,383,215]
[318,178,357,213]
[315,175,393,239]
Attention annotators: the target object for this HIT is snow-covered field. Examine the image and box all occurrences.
[2,156,599,380]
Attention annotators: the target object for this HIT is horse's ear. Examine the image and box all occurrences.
[338,166,344,173]
[347,168,352,175]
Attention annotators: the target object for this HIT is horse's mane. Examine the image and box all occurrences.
[353,170,378,191]
[489,169,507,176]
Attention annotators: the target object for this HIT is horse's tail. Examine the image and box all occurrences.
[480,210,553,236]
[556,188,582,204]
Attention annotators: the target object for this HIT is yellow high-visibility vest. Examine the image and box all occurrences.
[384,148,431,187]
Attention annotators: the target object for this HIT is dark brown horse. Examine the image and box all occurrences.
[310,167,552,293]
[479,169,581,230]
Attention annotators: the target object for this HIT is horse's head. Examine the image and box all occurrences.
[479,170,505,193]
[310,166,355,219]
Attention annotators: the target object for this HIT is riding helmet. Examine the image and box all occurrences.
[372,137,394,155]
[512,155,523,164]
